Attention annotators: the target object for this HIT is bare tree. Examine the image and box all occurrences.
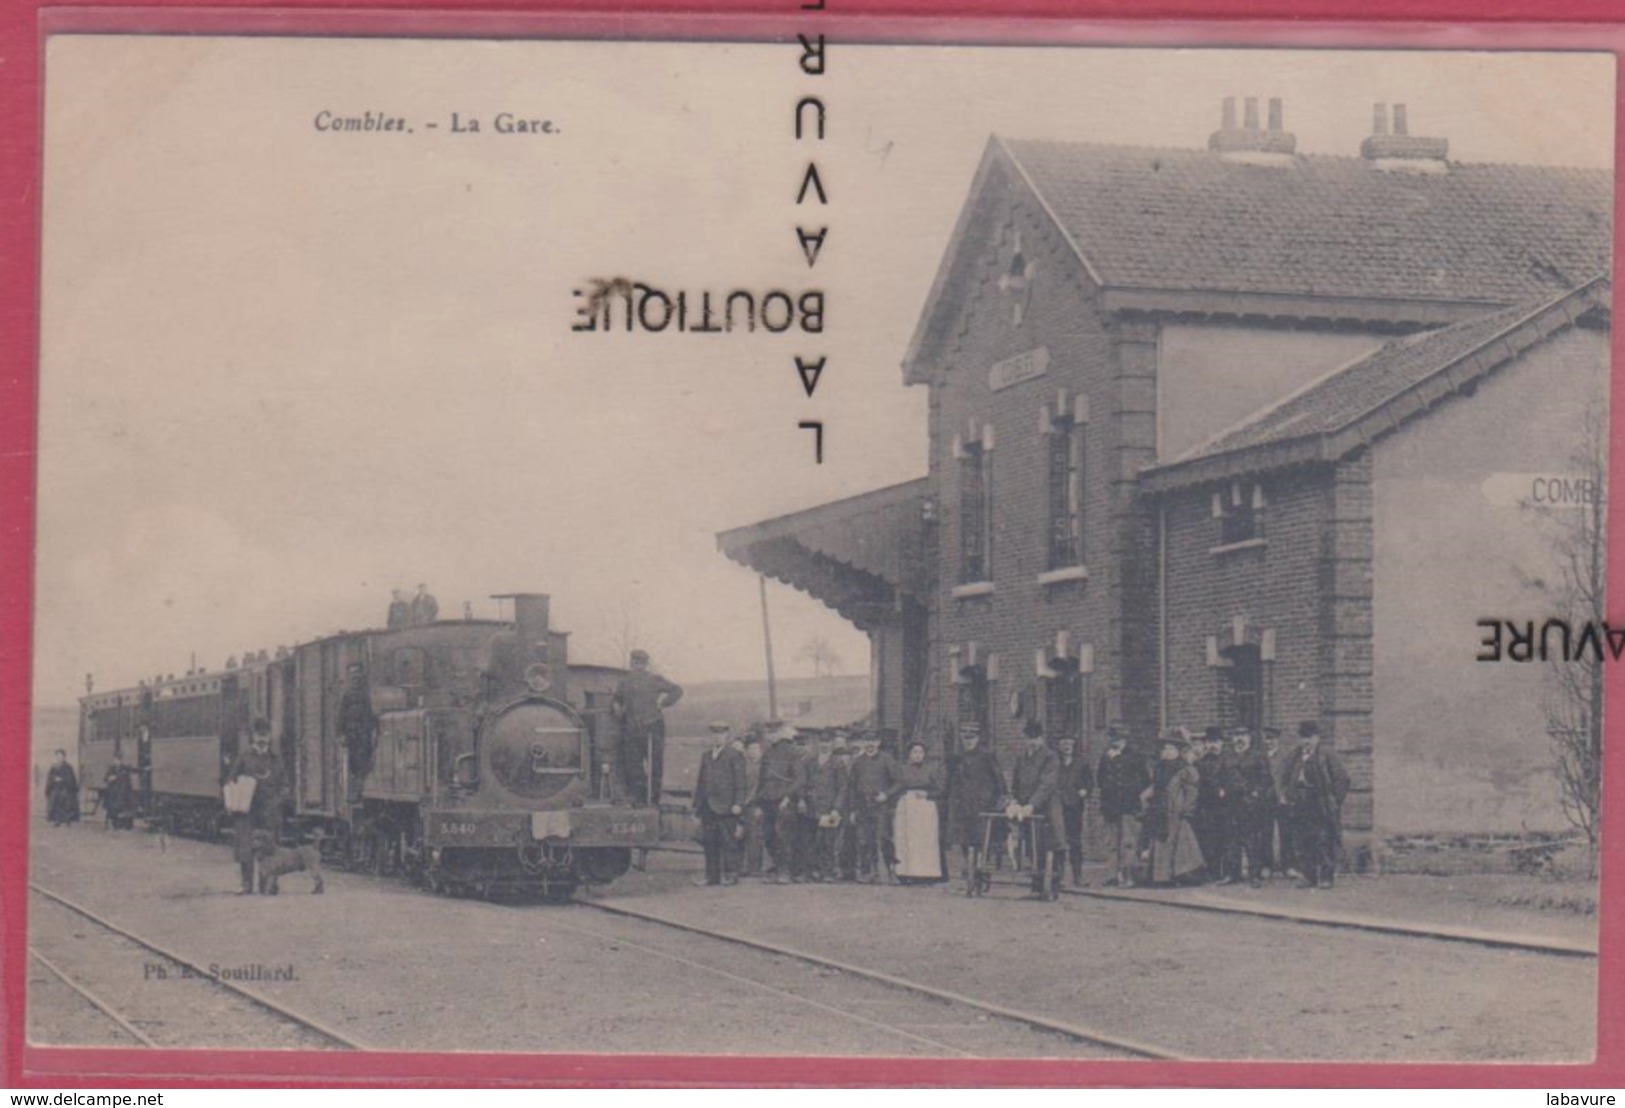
[581,594,655,669]
[1541,399,1606,877]
[797,635,843,679]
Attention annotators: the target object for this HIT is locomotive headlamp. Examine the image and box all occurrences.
[523,662,553,694]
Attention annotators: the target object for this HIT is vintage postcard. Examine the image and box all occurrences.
[20,27,1616,1077]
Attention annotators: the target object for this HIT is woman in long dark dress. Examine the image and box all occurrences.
[945,724,1003,884]
[45,749,80,826]
[226,718,285,895]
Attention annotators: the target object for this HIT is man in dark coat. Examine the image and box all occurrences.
[1217,728,1275,887]
[831,736,858,880]
[755,723,805,883]
[1007,720,1064,895]
[386,589,411,630]
[1096,726,1148,887]
[226,719,285,895]
[611,649,684,805]
[848,730,902,883]
[946,723,1003,883]
[1055,734,1094,886]
[738,732,765,877]
[45,749,80,826]
[410,583,440,626]
[1283,720,1351,889]
[101,756,137,830]
[1262,726,1295,878]
[799,732,849,882]
[1192,726,1227,883]
[338,662,378,805]
[692,721,748,886]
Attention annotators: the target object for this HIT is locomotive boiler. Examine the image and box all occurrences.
[78,593,659,900]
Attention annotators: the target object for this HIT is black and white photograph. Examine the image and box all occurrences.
[26,35,1613,1064]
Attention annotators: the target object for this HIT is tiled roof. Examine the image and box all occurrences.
[1140,276,1610,491]
[1002,139,1612,305]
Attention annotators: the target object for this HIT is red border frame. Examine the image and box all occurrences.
[4,3,1624,1088]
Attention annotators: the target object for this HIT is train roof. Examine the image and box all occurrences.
[80,618,523,708]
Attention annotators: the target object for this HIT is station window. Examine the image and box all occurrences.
[1047,415,1085,569]
[1219,644,1264,734]
[958,439,994,584]
[1041,658,1085,746]
[956,664,990,743]
[1213,481,1267,546]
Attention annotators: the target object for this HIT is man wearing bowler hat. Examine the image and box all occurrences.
[1007,719,1064,897]
[1095,725,1148,887]
[691,721,747,886]
[1283,720,1350,889]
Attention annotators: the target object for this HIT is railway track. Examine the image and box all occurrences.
[971,875,1598,958]
[568,898,1184,1060]
[648,847,1595,958]
[29,882,367,1051]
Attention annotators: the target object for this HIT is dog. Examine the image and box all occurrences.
[250,829,325,895]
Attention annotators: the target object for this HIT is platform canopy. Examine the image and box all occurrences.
[717,478,929,632]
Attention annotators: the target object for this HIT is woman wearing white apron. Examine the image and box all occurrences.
[893,740,945,882]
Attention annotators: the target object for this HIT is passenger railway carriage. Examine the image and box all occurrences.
[78,593,658,899]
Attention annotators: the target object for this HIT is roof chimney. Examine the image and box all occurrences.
[1208,95,1297,166]
[1361,102,1448,173]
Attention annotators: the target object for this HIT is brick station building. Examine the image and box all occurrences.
[719,100,1612,861]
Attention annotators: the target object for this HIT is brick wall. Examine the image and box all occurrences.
[1370,326,1609,836]
[919,156,1126,770]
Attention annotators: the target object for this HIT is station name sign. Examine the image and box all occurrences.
[988,346,1049,392]
[1479,472,1599,510]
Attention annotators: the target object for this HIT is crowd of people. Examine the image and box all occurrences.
[689,716,1351,895]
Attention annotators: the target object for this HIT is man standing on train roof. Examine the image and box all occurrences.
[692,721,747,886]
[338,661,379,806]
[387,589,411,630]
[226,719,285,896]
[410,583,439,626]
[611,648,684,805]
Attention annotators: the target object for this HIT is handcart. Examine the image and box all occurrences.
[967,811,1058,900]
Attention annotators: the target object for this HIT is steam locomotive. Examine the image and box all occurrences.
[77,593,659,899]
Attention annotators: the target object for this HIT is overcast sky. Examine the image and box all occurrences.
[34,37,1613,701]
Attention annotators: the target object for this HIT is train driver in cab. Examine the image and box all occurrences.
[339,661,379,806]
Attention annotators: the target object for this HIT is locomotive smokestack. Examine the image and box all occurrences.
[513,594,552,657]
